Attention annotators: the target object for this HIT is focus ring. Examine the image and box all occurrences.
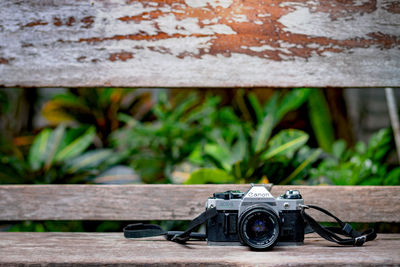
[238,205,280,250]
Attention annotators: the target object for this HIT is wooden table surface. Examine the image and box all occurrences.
[0,233,399,266]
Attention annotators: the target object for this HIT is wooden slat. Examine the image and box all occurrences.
[0,185,399,222]
[0,184,253,221]
[0,0,399,87]
[0,232,399,266]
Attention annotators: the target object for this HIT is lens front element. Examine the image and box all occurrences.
[238,206,280,250]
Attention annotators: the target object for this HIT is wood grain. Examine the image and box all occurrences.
[0,0,399,87]
[0,185,399,222]
[0,232,399,266]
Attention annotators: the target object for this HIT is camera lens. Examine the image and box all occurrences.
[238,205,280,250]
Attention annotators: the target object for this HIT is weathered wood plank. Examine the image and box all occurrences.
[0,0,399,87]
[0,233,399,266]
[0,185,399,222]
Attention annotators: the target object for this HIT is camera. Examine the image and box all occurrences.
[205,184,304,250]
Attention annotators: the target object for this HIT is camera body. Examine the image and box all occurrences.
[205,184,304,250]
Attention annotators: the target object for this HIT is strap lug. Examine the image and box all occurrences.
[354,235,367,246]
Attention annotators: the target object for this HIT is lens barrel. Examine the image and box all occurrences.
[238,205,280,250]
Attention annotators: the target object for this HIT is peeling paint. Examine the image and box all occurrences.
[231,14,249,23]
[0,0,399,87]
[0,58,10,64]
[23,20,48,28]
[278,5,400,40]
[185,0,233,9]
[0,57,15,64]
[81,16,95,28]
[109,52,134,61]
[77,56,86,62]
[382,1,400,13]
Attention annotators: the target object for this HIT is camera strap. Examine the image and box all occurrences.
[123,207,218,244]
[124,204,377,247]
[300,204,377,246]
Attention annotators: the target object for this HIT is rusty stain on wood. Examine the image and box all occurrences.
[0,233,399,266]
[80,16,94,28]
[53,16,76,27]
[0,57,14,64]
[0,185,399,222]
[383,1,400,13]
[76,56,86,62]
[22,20,48,28]
[109,52,134,61]
[0,0,399,87]
[103,0,399,61]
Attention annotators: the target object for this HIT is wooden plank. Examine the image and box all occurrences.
[0,185,399,222]
[0,0,399,88]
[0,184,253,221]
[0,232,399,266]
[273,185,400,223]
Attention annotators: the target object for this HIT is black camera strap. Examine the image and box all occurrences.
[300,204,377,246]
[123,207,218,244]
[124,204,377,247]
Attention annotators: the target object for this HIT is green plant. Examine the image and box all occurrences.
[186,89,321,185]
[0,124,115,184]
[309,128,399,185]
[308,89,335,153]
[42,88,152,146]
[111,92,220,183]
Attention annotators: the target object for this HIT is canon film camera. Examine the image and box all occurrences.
[124,184,376,249]
[205,184,304,250]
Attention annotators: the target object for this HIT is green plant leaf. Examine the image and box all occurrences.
[332,140,346,159]
[28,128,52,171]
[44,124,66,170]
[308,89,335,152]
[263,93,279,117]
[261,129,309,160]
[42,93,87,124]
[276,88,311,121]
[0,155,28,183]
[204,143,232,171]
[169,94,197,122]
[184,168,235,184]
[65,149,113,173]
[252,114,274,153]
[281,148,322,184]
[355,141,366,155]
[248,93,264,125]
[359,177,382,185]
[251,89,311,154]
[54,126,96,162]
[117,113,138,126]
[367,128,392,161]
[384,167,400,185]
[231,127,248,163]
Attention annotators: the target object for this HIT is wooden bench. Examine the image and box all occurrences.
[1,0,400,265]
[0,185,399,266]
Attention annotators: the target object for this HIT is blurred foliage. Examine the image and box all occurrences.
[0,88,39,140]
[0,124,117,184]
[111,92,219,183]
[1,88,399,234]
[2,220,191,233]
[5,221,85,232]
[42,88,152,146]
[186,88,321,185]
[308,89,335,153]
[1,88,397,186]
[309,128,399,185]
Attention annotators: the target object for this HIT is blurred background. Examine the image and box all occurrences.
[1,88,399,232]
